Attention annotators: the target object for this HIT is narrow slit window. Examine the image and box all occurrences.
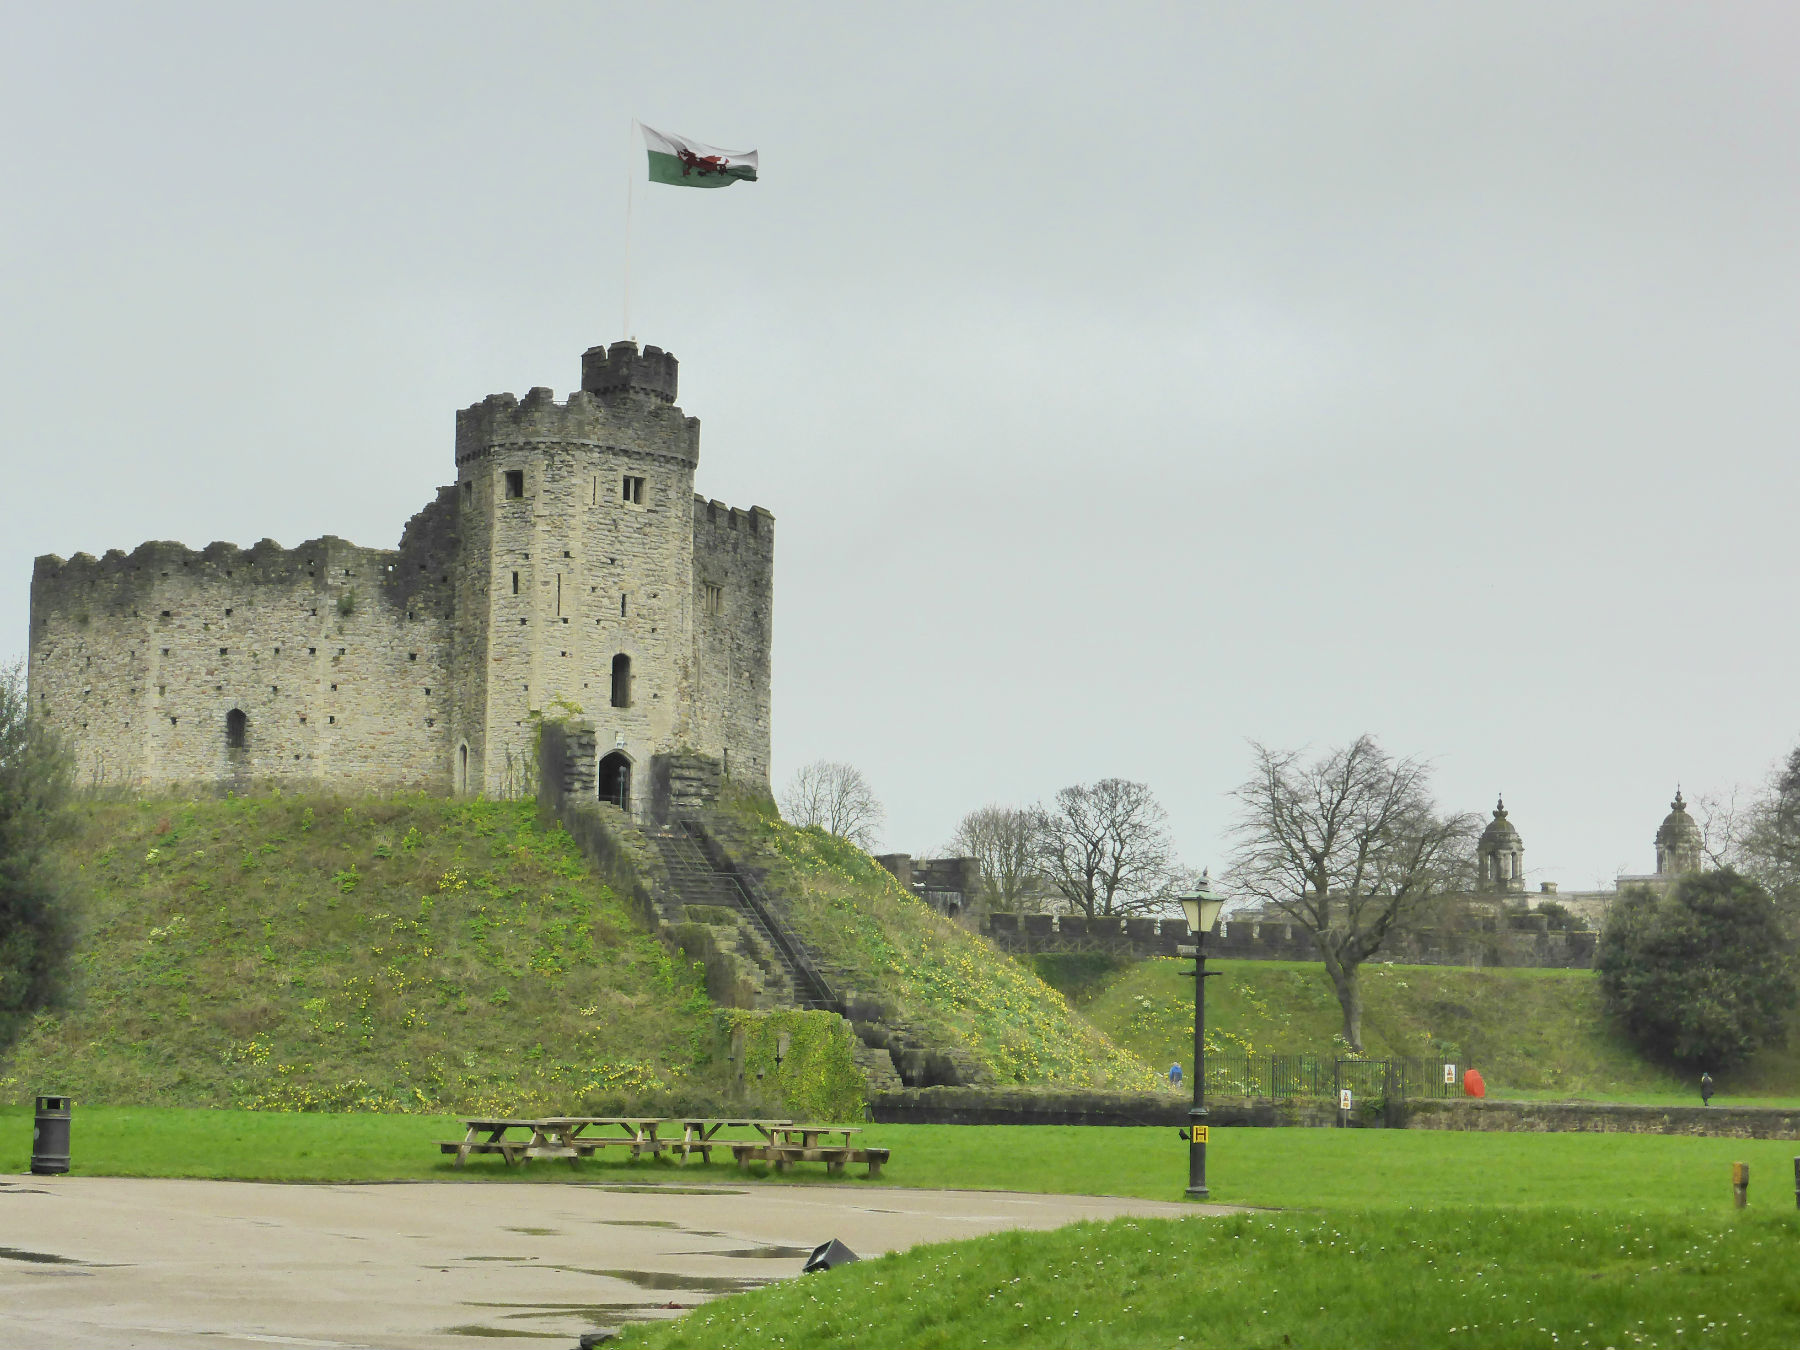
[621,475,645,505]
[511,571,520,595]
[555,574,562,615]
[504,469,524,499]
[620,594,628,618]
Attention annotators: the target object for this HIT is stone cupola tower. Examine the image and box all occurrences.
[1654,789,1704,876]
[1476,796,1525,893]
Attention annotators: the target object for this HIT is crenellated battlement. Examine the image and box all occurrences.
[454,385,699,468]
[581,339,678,403]
[692,495,775,549]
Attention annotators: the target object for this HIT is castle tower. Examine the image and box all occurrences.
[1654,789,1703,876]
[1476,796,1525,893]
[449,341,772,807]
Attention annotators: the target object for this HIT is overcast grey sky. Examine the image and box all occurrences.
[4,3,1796,888]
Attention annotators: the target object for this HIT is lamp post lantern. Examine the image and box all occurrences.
[1178,872,1227,1200]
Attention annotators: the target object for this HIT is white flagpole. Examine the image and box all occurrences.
[623,119,637,340]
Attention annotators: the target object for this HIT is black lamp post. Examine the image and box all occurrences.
[1178,872,1227,1200]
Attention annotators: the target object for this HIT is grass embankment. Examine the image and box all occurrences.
[624,1207,1800,1350]
[716,796,1157,1091]
[1074,958,1800,1102]
[0,795,712,1113]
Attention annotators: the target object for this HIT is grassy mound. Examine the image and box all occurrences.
[716,795,1158,1091]
[1078,957,1800,1101]
[0,795,713,1113]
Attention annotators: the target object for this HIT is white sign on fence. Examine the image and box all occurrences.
[1339,1089,1353,1112]
[1444,1063,1458,1085]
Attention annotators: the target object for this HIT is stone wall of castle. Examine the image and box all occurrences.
[29,341,773,800]
[29,494,459,791]
[690,498,774,785]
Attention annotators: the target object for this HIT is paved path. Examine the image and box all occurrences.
[0,1177,1219,1348]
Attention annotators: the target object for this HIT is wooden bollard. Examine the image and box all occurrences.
[1732,1161,1749,1209]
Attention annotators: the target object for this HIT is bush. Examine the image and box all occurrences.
[1595,872,1797,1070]
[0,662,76,1051]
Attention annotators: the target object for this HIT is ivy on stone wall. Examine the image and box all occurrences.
[721,1007,865,1123]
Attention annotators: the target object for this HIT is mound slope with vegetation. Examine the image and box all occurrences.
[701,790,1160,1092]
[0,795,714,1113]
[1066,955,1800,1100]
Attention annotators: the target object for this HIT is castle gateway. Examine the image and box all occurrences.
[28,342,773,808]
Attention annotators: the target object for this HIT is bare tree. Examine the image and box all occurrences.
[948,805,1043,912]
[1733,744,1800,923]
[1036,779,1181,918]
[780,760,885,849]
[1227,736,1477,1053]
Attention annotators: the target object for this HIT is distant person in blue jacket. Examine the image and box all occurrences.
[1169,1062,1183,1085]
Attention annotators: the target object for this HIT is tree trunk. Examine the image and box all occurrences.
[1325,958,1364,1054]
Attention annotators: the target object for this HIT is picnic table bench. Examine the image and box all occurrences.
[726,1124,890,1177]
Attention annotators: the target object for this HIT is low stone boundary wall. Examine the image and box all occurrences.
[979,912,1597,969]
[869,1087,1337,1128]
[1402,1098,1800,1139]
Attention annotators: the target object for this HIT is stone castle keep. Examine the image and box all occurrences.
[28,341,772,809]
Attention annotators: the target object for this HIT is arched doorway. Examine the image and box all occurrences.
[225,708,248,750]
[598,751,632,810]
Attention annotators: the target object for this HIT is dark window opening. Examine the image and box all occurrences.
[505,469,524,499]
[703,583,723,615]
[226,708,247,750]
[462,480,473,503]
[622,475,645,504]
[511,571,520,595]
[598,752,632,809]
[610,653,632,708]
[620,594,628,617]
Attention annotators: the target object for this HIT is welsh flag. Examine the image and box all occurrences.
[641,124,758,188]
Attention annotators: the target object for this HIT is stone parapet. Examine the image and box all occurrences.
[1401,1098,1800,1138]
[980,912,1598,970]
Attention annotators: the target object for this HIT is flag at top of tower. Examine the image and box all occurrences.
[640,124,758,187]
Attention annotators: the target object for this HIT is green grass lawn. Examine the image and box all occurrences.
[7,1105,1798,1214]
[1081,958,1800,1102]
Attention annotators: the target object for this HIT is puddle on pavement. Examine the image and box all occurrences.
[502,1226,561,1236]
[0,1248,83,1265]
[705,1245,813,1259]
[572,1269,770,1293]
[588,1185,745,1195]
[443,1326,569,1339]
[465,1301,699,1325]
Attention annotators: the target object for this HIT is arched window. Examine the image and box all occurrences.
[610,654,632,708]
[458,743,469,794]
[226,708,248,750]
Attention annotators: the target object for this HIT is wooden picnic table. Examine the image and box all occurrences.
[437,1116,885,1175]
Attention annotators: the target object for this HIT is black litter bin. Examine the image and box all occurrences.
[31,1095,71,1175]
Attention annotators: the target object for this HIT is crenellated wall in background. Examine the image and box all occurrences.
[978,911,1598,970]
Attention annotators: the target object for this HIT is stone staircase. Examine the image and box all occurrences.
[647,821,837,1013]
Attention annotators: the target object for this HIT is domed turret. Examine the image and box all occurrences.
[1655,789,1703,876]
[1477,796,1525,893]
